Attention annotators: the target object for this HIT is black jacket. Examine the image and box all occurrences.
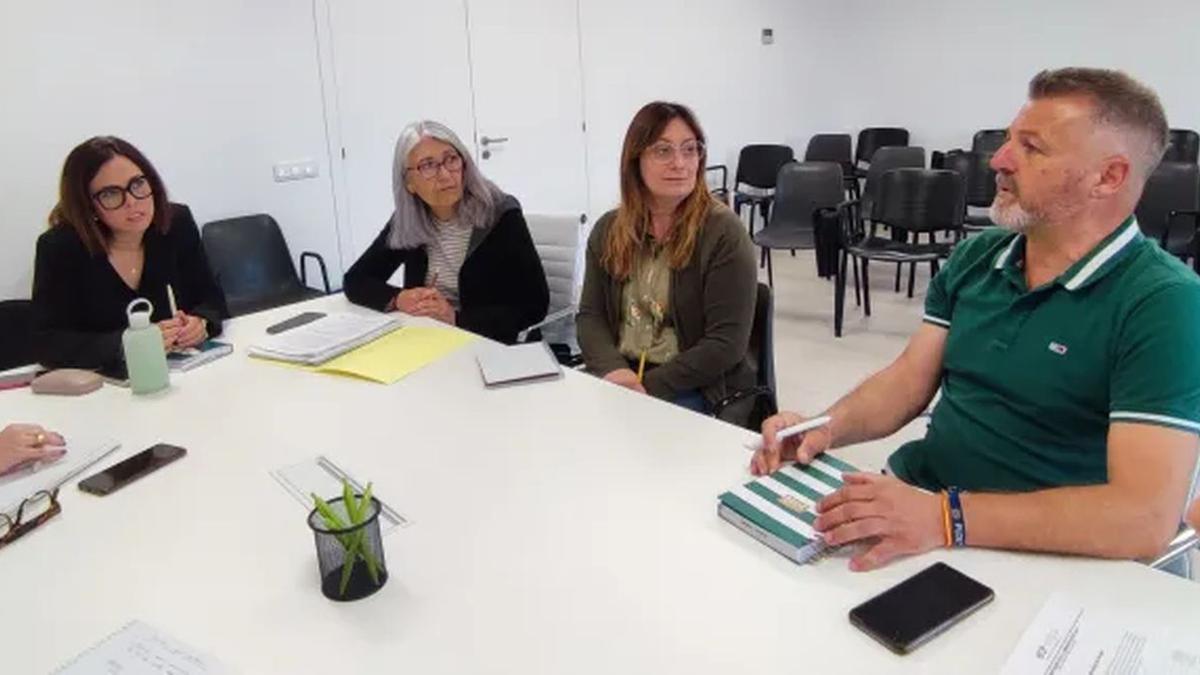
[344,198,549,344]
[31,203,226,369]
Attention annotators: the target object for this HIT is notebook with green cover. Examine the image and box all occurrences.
[718,453,859,564]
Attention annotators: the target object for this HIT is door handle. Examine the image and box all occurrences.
[480,136,509,146]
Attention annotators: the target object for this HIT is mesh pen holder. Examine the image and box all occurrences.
[307,496,388,601]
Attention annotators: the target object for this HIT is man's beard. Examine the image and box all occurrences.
[989,193,1038,233]
[989,172,1045,233]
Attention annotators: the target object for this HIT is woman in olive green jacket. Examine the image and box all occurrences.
[576,101,757,414]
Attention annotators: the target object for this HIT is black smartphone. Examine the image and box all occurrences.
[78,444,187,496]
[266,311,325,335]
[849,562,994,655]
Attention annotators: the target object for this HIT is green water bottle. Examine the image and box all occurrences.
[122,298,170,395]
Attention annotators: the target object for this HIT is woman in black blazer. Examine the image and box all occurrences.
[32,136,226,370]
[343,120,548,344]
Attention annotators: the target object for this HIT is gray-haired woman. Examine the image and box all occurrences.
[344,121,548,343]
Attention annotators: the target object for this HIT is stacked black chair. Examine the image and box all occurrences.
[941,150,998,232]
[831,169,965,337]
[860,146,926,222]
[752,162,845,286]
[202,214,331,317]
[1135,161,1200,269]
[1164,129,1200,164]
[856,146,927,294]
[853,127,910,179]
[972,129,1008,154]
[732,144,795,237]
[805,134,855,194]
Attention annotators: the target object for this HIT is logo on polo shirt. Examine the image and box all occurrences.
[1048,341,1068,355]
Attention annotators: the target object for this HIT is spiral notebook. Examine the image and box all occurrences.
[717,454,859,564]
[54,620,234,674]
[167,339,233,372]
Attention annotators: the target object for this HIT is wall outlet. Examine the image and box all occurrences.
[273,159,319,183]
[761,28,774,45]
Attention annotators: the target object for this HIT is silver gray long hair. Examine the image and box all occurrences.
[388,120,502,249]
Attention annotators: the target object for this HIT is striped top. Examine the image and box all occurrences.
[425,218,473,309]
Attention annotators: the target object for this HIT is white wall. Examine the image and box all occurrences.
[6,0,1200,301]
[0,1,342,299]
[578,0,839,217]
[800,0,1200,156]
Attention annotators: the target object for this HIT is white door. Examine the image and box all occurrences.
[322,0,476,265]
[463,0,590,223]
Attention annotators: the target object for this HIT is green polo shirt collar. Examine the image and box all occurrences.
[993,216,1143,293]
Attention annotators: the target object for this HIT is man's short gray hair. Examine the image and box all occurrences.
[388,120,502,249]
[1029,67,1169,178]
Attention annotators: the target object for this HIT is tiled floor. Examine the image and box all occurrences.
[755,244,1200,577]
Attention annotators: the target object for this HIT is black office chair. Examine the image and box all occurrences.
[753,162,844,286]
[1164,129,1200,164]
[0,300,34,370]
[972,129,1008,155]
[853,127,910,179]
[202,214,331,317]
[732,144,795,237]
[831,169,965,337]
[941,150,998,232]
[711,283,777,431]
[1135,161,1200,269]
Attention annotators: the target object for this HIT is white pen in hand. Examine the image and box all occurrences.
[744,415,832,452]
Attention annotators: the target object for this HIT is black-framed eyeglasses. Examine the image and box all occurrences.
[92,175,153,211]
[406,153,464,180]
[0,488,61,549]
[644,141,705,164]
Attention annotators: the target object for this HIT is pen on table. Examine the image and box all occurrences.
[167,283,179,316]
[636,350,647,384]
[744,415,833,452]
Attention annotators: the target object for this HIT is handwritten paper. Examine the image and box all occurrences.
[56,620,234,675]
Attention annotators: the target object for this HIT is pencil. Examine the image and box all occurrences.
[166,284,179,316]
[636,350,647,383]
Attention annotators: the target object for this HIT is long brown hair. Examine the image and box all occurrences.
[603,101,715,280]
[48,136,171,255]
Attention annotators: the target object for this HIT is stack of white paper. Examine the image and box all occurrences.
[247,312,401,365]
[1002,592,1200,674]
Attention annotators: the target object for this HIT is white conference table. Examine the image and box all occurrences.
[3,294,1198,674]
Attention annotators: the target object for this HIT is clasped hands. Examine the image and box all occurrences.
[752,411,944,571]
[395,287,455,325]
[157,311,207,351]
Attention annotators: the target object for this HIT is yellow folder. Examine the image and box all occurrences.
[255,325,475,384]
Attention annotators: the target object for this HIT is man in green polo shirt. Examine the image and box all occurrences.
[752,67,1200,573]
